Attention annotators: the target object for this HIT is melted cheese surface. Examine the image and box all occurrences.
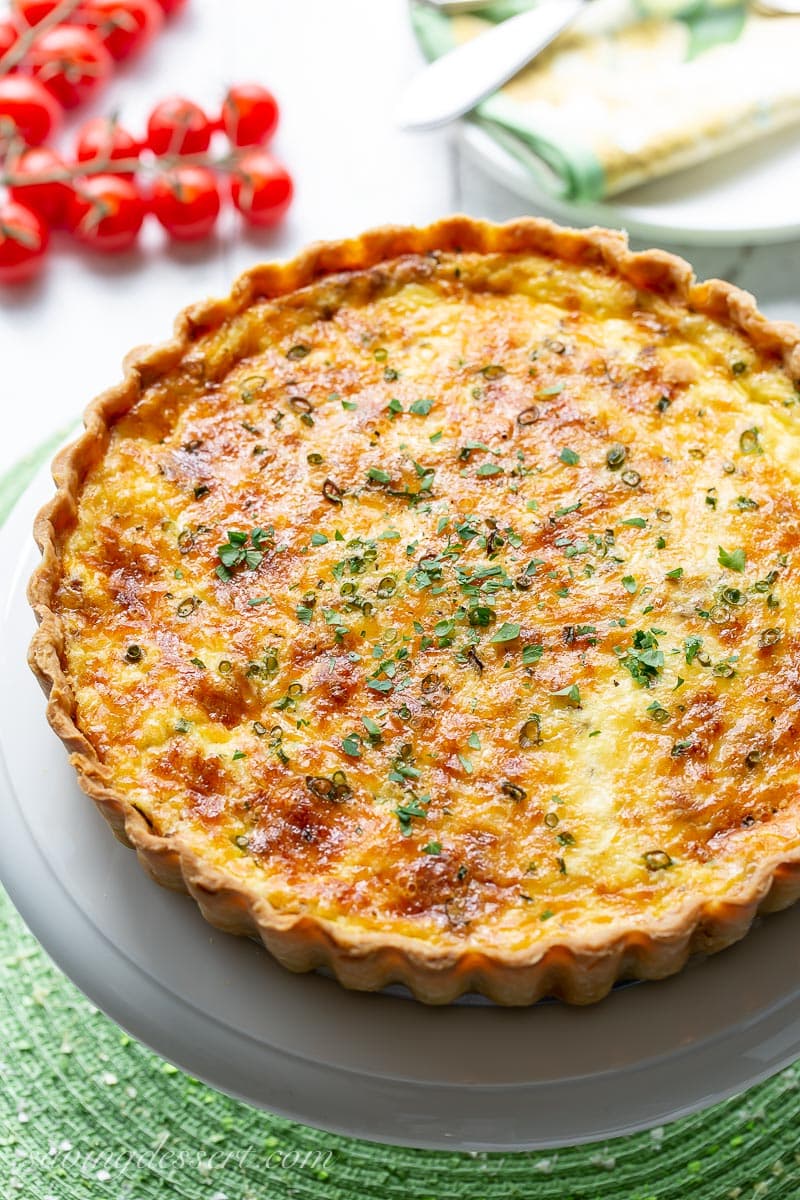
[56,252,800,952]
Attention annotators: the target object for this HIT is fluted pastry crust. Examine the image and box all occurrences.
[28,217,800,1004]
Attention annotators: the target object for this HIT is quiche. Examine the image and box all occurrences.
[28,218,800,1005]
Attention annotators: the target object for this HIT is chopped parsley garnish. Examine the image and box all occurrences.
[342,734,362,757]
[216,529,266,580]
[559,447,580,466]
[684,635,703,665]
[394,796,429,836]
[459,440,492,461]
[621,629,663,687]
[490,621,520,644]
[718,545,746,573]
[362,716,382,739]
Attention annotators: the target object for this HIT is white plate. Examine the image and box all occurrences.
[461,120,800,246]
[3,466,800,1151]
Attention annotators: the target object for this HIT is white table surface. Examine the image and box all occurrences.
[2,0,800,481]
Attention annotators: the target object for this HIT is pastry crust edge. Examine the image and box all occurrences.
[26,215,800,1006]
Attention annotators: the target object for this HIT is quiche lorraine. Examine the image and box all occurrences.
[28,218,800,1005]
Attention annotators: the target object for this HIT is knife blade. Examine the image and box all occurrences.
[397,0,587,131]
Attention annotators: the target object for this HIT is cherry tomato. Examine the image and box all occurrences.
[79,0,163,61]
[146,95,212,156]
[0,75,63,145]
[230,152,293,228]
[152,0,187,14]
[75,115,139,178]
[0,200,49,285]
[0,20,19,65]
[8,145,72,227]
[150,165,221,241]
[67,174,145,252]
[221,83,279,147]
[30,25,113,110]
[11,0,60,26]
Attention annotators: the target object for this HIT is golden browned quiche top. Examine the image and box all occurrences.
[29,219,800,1004]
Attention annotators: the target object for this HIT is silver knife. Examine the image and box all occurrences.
[397,0,587,131]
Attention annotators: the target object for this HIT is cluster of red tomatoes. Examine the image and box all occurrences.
[0,0,294,284]
[1,0,185,129]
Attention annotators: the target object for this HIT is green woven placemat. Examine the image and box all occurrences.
[2,448,800,1199]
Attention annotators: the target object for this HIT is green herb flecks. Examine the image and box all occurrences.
[646,700,670,724]
[684,635,704,666]
[394,796,429,836]
[362,716,382,740]
[342,734,362,758]
[620,629,664,688]
[718,545,746,573]
[490,622,520,644]
[216,528,269,581]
